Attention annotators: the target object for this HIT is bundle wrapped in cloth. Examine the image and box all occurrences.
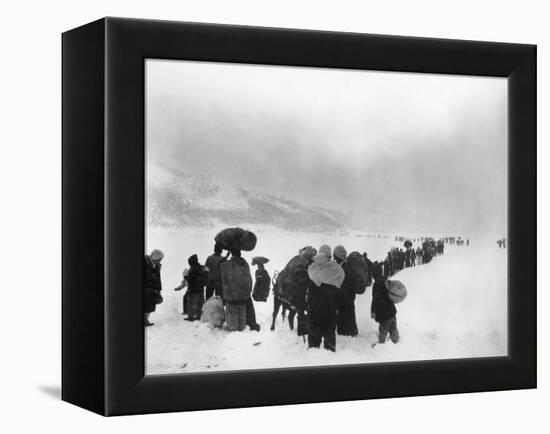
[215,227,257,251]
[251,256,270,266]
[200,296,225,327]
[307,250,345,288]
[385,279,407,303]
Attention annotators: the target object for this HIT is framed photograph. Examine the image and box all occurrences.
[62,17,536,416]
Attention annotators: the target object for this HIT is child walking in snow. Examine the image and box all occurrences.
[370,263,399,344]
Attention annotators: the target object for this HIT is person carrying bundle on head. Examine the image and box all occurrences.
[252,256,271,302]
[220,248,256,331]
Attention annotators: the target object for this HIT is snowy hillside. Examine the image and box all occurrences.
[147,164,345,232]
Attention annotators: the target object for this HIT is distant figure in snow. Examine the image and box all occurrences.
[220,249,254,331]
[371,263,399,344]
[183,254,209,321]
[205,243,225,299]
[306,245,345,352]
[144,249,164,326]
[416,247,423,265]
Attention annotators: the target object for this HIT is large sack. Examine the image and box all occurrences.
[275,255,311,301]
[201,296,225,327]
[346,251,369,294]
[220,258,253,301]
[215,227,257,251]
[385,279,407,303]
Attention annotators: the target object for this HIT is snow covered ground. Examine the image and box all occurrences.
[145,226,507,375]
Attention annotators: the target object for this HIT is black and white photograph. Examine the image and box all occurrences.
[144,59,507,375]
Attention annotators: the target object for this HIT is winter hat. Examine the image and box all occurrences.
[318,244,331,259]
[188,254,199,266]
[150,249,164,261]
[333,245,347,261]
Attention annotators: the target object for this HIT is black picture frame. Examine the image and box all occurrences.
[62,17,536,416]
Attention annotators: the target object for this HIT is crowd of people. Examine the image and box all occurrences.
[143,235,450,352]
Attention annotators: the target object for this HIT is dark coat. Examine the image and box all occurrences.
[144,256,162,313]
[186,264,209,294]
[336,261,359,336]
[205,253,224,289]
[252,268,270,302]
[307,281,338,336]
[220,257,253,302]
[371,278,397,323]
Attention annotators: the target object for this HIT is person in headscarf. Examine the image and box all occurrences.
[306,245,345,351]
[184,254,209,321]
[334,245,359,337]
[144,249,164,326]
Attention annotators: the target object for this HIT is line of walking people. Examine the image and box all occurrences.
[143,237,442,351]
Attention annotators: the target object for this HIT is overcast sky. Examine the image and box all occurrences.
[146,59,507,235]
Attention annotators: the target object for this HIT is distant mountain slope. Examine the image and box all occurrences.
[147,165,345,232]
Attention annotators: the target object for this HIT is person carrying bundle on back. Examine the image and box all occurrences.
[306,245,345,352]
[370,263,399,345]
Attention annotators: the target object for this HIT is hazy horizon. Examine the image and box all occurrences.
[146,59,507,235]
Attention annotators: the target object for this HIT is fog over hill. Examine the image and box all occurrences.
[147,165,347,232]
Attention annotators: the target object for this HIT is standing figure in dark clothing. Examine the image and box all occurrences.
[252,258,271,302]
[334,246,359,337]
[205,244,225,299]
[184,254,209,321]
[370,263,399,344]
[144,249,164,326]
[306,245,345,352]
[362,252,373,286]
